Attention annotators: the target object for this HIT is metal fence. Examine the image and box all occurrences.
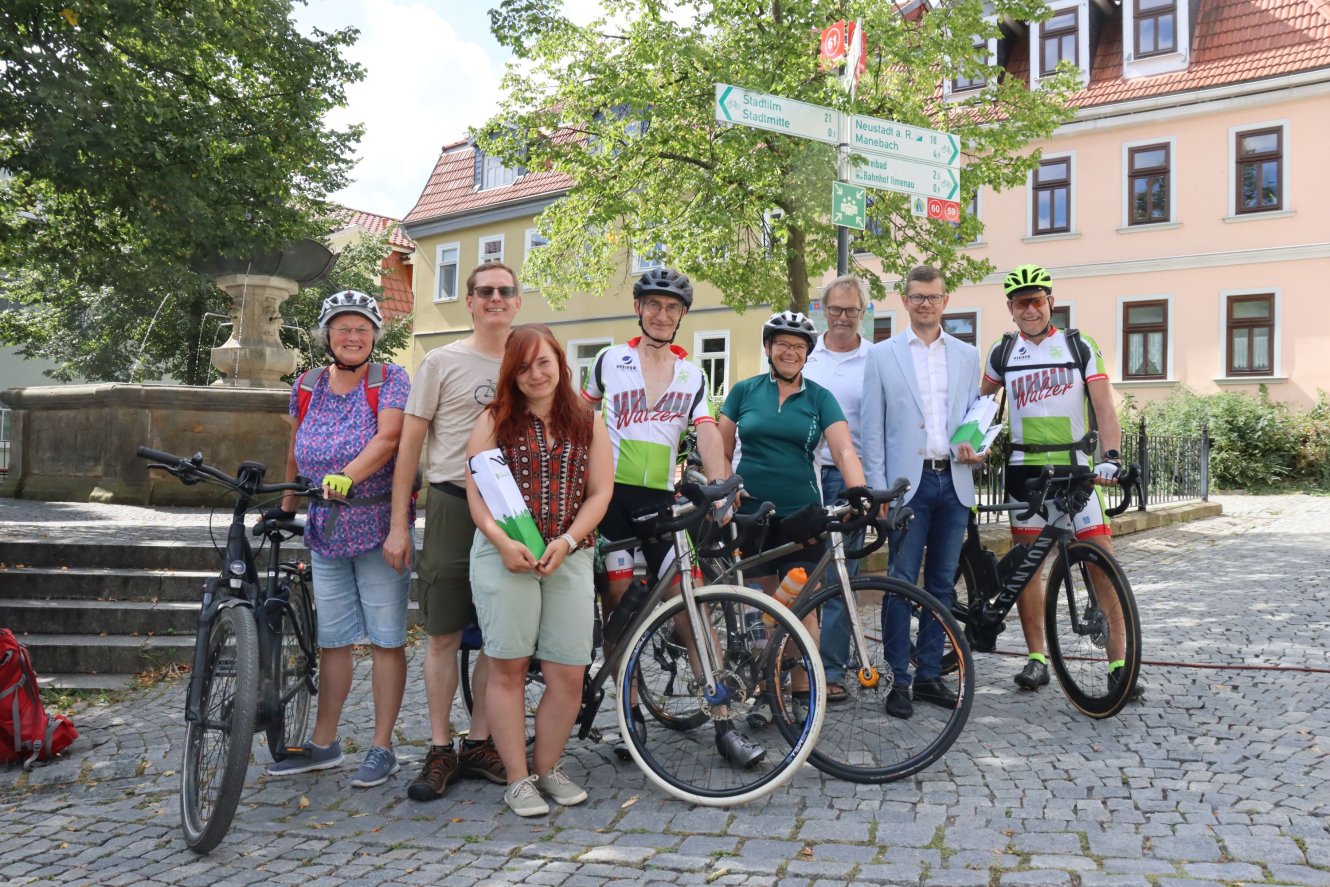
[969,417,1210,524]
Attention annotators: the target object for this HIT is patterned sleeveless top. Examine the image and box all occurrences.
[501,411,595,549]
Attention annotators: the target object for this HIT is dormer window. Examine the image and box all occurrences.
[1040,9,1078,76]
[1135,0,1176,57]
[475,150,520,190]
[952,39,990,92]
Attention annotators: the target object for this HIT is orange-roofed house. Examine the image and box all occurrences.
[328,207,417,323]
[853,0,1330,407]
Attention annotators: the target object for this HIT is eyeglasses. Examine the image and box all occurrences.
[642,299,684,317]
[1012,295,1049,311]
[330,326,374,337]
[472,285,518,299]
[770,341,809,355]
[825,305,863,318]
[906,293,946,305]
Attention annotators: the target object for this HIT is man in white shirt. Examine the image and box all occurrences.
[801,274,872,704]
[860,265,984,719]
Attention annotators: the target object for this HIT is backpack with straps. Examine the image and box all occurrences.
[991,328,1098,457]
[0,629,78,770]
[296,363,386,425]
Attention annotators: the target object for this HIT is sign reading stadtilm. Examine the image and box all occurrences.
[714,83,838,145]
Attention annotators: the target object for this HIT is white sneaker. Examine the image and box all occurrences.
[504,774,549,817]
[535,759,587,806]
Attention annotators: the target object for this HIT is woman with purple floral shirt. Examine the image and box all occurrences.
[266,291,413,789]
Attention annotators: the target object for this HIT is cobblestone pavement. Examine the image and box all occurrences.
[2,494,1328,886]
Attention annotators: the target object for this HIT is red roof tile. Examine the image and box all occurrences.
[334,206,415,250]
[378,250,414,320]
[403,141,573,226]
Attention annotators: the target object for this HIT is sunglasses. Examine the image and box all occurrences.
[1012,295,1048,311]
[473,285,518,299]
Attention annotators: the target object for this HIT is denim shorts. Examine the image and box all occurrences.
[310,546,412,649]
[469,532,595,666]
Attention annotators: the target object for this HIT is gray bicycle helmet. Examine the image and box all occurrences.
[762,310,818,348]
[633,267,694,309]
[319,290,384,330]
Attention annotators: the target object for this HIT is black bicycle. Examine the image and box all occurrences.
[137,447,319,854]
[951,463,1143,718]
[701,481,976,784]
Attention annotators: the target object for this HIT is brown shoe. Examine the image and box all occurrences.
[459,738,507,784]
[407,743,459,801]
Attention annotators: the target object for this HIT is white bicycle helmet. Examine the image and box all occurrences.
[319,290,383,330]
[762,310,818,348]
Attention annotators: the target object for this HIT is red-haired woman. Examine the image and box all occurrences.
[464,324,612,817]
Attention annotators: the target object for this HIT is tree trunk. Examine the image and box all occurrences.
[784,225,810,314]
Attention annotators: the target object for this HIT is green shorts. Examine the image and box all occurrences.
[416,484,477,637]
[469,532,595,666]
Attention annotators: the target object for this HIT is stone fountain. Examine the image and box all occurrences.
[0,241,337,504]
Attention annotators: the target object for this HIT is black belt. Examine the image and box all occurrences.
[923,458,950,472]
[431,481,467,499]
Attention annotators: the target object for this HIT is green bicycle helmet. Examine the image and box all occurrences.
[1003,264,1053,298]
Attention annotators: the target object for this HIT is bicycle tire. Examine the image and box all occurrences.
[617,584,824,806]
[266,577,315,760]
[776,578,973,784]
[181,605,259,855]
[1045,541,1141,719]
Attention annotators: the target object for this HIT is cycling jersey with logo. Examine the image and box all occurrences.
[983,327,1108,467]
[581,338,715,491]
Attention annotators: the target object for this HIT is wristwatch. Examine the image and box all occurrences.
[558,533,579,551]
[1102,449,1122,463]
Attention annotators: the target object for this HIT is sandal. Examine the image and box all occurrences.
[826,681,850,705]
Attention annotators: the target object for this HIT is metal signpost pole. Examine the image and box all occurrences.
[837,110,850,276]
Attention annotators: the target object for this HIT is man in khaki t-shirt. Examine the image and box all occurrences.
[384,262,520,802]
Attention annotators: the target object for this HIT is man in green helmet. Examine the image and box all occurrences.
[980,264,1143,702]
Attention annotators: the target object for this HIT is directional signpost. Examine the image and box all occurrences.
[848,114,961,168]
[831,182,866,230]
[714,83,838,145]
[847,155,959,201]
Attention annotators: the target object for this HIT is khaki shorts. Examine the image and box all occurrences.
[415,484,477,636]
[470,533,595,666]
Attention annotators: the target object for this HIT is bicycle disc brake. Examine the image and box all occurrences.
[693,671,753,719]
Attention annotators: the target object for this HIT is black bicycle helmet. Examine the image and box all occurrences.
[633,267,694,309]
[762,310,818,348]
[1002,264,1053,298]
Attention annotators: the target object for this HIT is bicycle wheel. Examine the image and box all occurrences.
[776,578,973,784]
[266,577,316,760]
[181,605,259,855]
[617,584,824,806]
[634,599,731,733]
[1045,541,1141,719]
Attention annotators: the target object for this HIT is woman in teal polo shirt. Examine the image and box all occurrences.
[718,311,868,583]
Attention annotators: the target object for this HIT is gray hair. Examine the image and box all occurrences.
[822,274,869,311]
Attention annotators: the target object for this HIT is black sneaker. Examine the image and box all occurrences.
[1108,668,1146,702]
[912,677,958,709]
[1014,659,1050,690]
[884,685,913,719]
[715,727,765,768]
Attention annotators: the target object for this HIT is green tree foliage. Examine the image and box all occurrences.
[482,0,1078,312]
[1122,387,1330,490]
[0,0,364,383]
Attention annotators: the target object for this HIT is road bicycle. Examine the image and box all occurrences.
[137,447,319,854]
[462,475,827,805]
[951,463,1143,718]
[701,481,975,784]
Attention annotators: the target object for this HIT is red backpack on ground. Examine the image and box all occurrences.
[0,629,78,769]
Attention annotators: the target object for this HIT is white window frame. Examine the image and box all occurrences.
[960,188,984,246]
[1115,293,1175,384]
[478,234,505,266]
[941,307,984,349]
[1026,151,1077,239]
[1216,288,1282,380]
[1050,299,1075,332]
[523,228,549,290]
[567,337,612,392]
[943,34,998,100]
[872,307,898,343]
[1120,136,1177,229]
[433,241,461,303]
[1123,0,1190,78]
[1226,119,1291,221]
[1029,1,1090,86]
[478,152,520,190]
[631,243,666,273]
[693,330,732,398]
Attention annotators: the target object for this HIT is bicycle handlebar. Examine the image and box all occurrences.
[1015,462,1143,522]
[136,446,317,498]
[840,479,913,560]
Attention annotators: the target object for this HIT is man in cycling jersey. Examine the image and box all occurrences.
[581,267,763,766]
[981,264,1142,701]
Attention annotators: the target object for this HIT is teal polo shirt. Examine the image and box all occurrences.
[721,373,846,516]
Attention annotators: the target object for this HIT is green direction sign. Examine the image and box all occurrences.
[848,114,960,170]
[848,154,960,201]
[714,83,838,145]
[832,182,866,230]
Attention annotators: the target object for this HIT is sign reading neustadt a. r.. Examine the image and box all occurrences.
[849,114,960,169]
[714,83,838,145]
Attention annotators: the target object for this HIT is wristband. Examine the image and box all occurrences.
[558,533,578,551]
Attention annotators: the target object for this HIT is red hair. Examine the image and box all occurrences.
[490,325,592,450]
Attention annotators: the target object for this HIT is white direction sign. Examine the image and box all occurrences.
[715,83,838,145]
[848,114,960,169]
[848,154,960,201]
